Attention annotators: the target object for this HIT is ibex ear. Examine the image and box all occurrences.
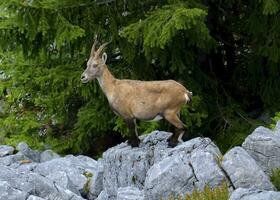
[102,52,107,65]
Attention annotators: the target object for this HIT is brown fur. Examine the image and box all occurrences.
[81,41,192,147]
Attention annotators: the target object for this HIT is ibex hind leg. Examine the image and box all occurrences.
[164,112,186,148]
[167,127,185,147]
[125,119,140,147]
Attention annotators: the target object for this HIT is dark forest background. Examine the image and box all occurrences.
[0,0,279,157]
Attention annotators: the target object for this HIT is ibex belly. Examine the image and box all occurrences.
[131,102,164,121]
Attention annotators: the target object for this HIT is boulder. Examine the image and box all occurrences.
[117,186,144,200]
[40,149,60,162]
[144,137,226,200]
[102,131,227,199]
[27,172,63,198]
[242,126,280,174]
[0,145,14,157]
[34,155,97,194]
[0,180,28,200]
[102,131,172,197]
[0,163,85,200]
[221,147,275,191]
[46,171,80,195]
[76,155,98,169]
[43,182,85,200]
[188,147,226,190]
[0,151,29,166]
[0,164,35,194]
[144,151,194,199]
[16,142,40,162]
[230,188,280,200]
[16,142,29,151]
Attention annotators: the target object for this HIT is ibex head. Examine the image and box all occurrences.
[81,40,109,83]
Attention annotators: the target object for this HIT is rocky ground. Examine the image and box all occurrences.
[1,121,280,200]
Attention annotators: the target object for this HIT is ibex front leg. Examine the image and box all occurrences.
[125,119,140,147]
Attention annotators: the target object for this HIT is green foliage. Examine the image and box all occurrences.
[168,183,229,200]
[270,112,280,129]
[270,168,280,191]
[260,0,280,15]
[121,4,214,50]
[213,104,261,153]
[120,3,215,76]
[181,96,208,131]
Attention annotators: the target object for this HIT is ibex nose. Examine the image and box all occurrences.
[81,74,88,83]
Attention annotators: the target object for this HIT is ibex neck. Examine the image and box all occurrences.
[97,65,116,101]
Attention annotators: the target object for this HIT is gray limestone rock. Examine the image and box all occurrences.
[2,128,280,200]
[230,188,280,200]
[221,147,275,191]
[144,137,226,200]
[102,131,172,197]
[189,148,226,190]
[0,151,29,166]
[40,149,60,162]
[16,142,29,151]
[144,152,194,200]
[96,190,111,200]
[16,142,40,162]
[27,195,46,200]
[0,180,28,200]
[242,126,280,174]
[0,162,85,200]
[14,162,38,172]
[76,155,98,169]
[0,145,14,157]
[46,171,80,195]
[102,131,226,199]
[0,164,35,194]
[34,155,97,194]
[117,186,144,200]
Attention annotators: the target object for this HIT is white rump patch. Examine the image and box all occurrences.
[184,93,190,103]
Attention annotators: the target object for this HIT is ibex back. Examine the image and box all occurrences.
[81,40,193,147]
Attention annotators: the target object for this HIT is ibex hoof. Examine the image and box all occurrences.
[167,139,178,148]
[128,138,140,148]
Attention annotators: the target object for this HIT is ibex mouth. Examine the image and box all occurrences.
[81,78,89,83]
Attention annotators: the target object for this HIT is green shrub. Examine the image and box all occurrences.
[270,112,280,129]
[168,183,229,200]
[270,168,280,191]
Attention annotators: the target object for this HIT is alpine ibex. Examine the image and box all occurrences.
[81,41,193,147]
